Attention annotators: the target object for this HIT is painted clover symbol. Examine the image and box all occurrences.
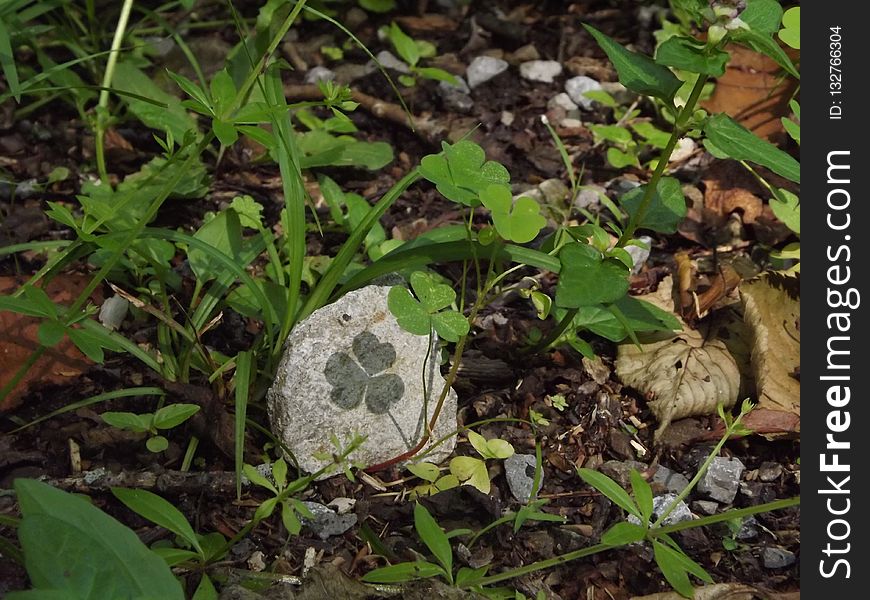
[323,332,405,414]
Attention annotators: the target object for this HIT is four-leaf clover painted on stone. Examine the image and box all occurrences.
[324,331,404,414]
[479,183,547,244]
[419,140,510,206]
[388,272,469,342]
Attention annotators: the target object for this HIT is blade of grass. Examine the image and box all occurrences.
[0,19,21,102]
[335,239,561,298]
[263,65,308,348]
[298,169,421,324]
[9,387,165,433]
[234,350,253,499]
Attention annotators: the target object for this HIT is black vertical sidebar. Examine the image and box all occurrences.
[802,2,867,595]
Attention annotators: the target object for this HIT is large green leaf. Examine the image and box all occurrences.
[575,296,681,342]
[704,114,800,183]
[655,37,729,77]
[556,243,629,308]
[583,24,682,102]
[14,479,184,600]
[619,177,687,234]
[111,488,203,554]
[413,503,452,579]
[188,208,245,283]
[114,62,196,141]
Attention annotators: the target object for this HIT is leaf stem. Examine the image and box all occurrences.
[94,0,134,184]
[618,74,709,246]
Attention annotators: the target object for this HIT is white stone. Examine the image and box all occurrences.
[669,137,697,163]
[466,56,509,88]
[548,92,579,112]
[376,50,410,74]
[304,66,335,84]
[559,117,583,128]
[519,60,563,83]
[625,236,652,274]
[267,285,458,479]
[565,76,603,110]
[98,295,129,331]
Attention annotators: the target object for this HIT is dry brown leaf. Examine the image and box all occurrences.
[740,273,800,436]
[631,582,771,600]
[701,44,799,142]
[1,275,101,411]
[616,278,741,440]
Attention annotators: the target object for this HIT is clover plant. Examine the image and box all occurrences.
[384,22,457,87]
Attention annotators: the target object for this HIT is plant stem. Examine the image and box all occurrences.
[533,75,710,354]
[364,296,485,473]
[468,496,799,588]
[618,74,708,247]
[94,0,135,184]
[653,406,746,528]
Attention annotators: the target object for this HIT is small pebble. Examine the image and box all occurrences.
[697,457,745,504]
[628,493,694,527]
[691,500,719,516]
[565,76,603,110]
[99,296,129,331]
[467,56,509,88]
[438,76,473,112]
[624,236,652,275]
[519,60,563,83]
[376,50,410,73]
[301,501,357,540]
[574,185,605,210]
[505,453,540,502]
[304,66,335,84]
[758,461,783,482]
[651,464,690,495]
[762,546,796,569]
[548,92,579,113]
[669,138,696,163]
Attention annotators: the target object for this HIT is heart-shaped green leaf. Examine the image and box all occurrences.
[555,243,629,308]
[388,286,431,335]
[431,310,469,343]
[419,141,510,206]
[449,456,491,494]
[410,271,455,312]
[619,177,687,234]
[778,6,800,49]
[480,184,547,243]
[408,462,441,482]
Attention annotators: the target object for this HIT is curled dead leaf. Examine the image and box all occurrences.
[740,272,800,437]
[631,582,786,600]
[615,278,741,440]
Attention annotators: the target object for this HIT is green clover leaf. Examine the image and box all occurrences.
[419,141,510,206]
[467,430,514,460]
[778,7,800,50]
[479,184,547,243]
[388,272,470,342]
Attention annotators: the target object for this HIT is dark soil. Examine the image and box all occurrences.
[1,1,800,599]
